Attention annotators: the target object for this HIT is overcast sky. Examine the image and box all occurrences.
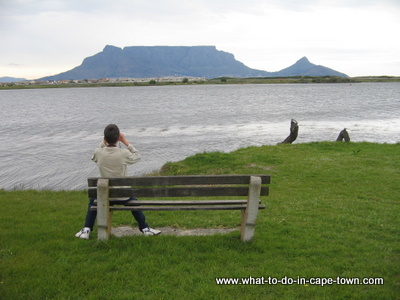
[1,0,399,79]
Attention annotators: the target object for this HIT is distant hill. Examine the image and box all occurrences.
[270,57,347,77]
[40,45,348,80]
[0,76,27,83]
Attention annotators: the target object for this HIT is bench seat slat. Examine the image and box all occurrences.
[90,203,266,211]
[110,200,250,205]
[88,174,270,187]
[88,186,269,198]
[106,205,265,211]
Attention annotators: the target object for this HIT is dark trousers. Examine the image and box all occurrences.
[84,197,149,232]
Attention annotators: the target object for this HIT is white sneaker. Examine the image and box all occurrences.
[75,227,90,240]
[142,227,161,236]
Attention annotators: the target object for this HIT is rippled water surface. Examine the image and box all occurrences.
[1,82,399,190]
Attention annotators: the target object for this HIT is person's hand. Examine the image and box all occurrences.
[118,132,129,146]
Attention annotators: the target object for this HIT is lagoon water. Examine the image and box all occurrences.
[1,82,399,190]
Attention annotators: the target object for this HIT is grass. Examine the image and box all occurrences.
[1,142,399,299]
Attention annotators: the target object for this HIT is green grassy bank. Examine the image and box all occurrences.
[1,142,399,299]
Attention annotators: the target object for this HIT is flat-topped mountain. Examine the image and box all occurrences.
[40,45,348,80]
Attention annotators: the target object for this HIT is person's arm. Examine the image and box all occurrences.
[92,139,106,162]
[119,132,141,164]
[100,139,107,148]
[118,132,130,147]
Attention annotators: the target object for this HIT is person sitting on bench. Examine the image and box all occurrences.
[75,124,161,239]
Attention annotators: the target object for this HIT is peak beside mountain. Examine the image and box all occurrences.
[273,56,348,77]
[40,46,347,80]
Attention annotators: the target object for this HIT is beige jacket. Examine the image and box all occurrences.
[91,142,141,178]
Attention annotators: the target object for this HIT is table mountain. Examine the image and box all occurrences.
[40,45,347,80]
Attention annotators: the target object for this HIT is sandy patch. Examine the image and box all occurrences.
[111,226,239,237]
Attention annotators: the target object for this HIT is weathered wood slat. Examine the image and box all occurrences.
[90,204,266,211]
[111,199,250,205]
[115,186,250,197]
[106,205,265,211]
[88,174,270,187]
[88,186,269,198]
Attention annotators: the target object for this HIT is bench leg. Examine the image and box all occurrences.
[97,178,111,240]
[241,176,262,242]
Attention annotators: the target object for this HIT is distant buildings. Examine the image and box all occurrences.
[0,76,206,87]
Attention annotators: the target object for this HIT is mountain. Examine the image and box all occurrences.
[0,76,27,83]
[270,56,348,77]
[40,45,347,80]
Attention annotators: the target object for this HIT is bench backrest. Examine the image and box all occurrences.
[88,175,270,199]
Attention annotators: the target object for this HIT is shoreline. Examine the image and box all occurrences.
[1,76,400,90]
[1,141,398,192]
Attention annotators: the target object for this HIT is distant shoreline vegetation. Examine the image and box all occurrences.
[1,76,399,89]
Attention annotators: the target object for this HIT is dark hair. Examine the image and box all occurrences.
[104,124,120,145]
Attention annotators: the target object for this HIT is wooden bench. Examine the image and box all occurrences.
[87,174,270,242]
